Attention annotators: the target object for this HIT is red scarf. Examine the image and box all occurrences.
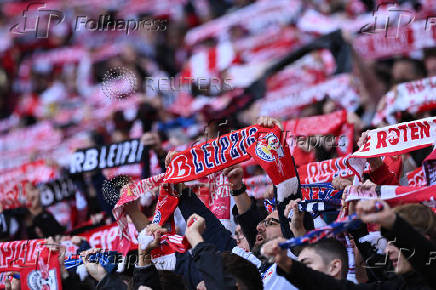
[0,180,31,210]
[407,167,427,186]
[260,74,360,119]
[344,185,436,207]
[163,125,262,183]
[374,76,436,125]
[0,240,61,290]
[353,19,436,60]
[114,125,299,254]
[112,174,164,255]
[283,110,353,160]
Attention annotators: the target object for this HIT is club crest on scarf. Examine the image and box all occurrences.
[26,269,57,290]
[255,133,284,162]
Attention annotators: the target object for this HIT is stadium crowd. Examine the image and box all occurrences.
[0,0,436,289]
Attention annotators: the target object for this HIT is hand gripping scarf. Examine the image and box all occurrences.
[347,117,436,181]
[113,125,299,254]
[278,214,360,249]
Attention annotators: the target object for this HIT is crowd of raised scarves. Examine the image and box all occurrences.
[1,0,436,289]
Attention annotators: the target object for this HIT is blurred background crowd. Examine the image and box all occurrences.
[0,0,436,289]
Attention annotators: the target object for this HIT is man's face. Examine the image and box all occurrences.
[425,56,436,77]
[26,183,41,209]
[255,211,282,247]
[392,60,420,85]
[298,248,328,273]
[386,243,412,275]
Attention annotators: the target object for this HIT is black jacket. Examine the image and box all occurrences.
[96,273,127,290]
[277,259,432,290]
[133,264,162,290]
[191,242,236,290]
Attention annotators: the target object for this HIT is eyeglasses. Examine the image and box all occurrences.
[258,218,280,228]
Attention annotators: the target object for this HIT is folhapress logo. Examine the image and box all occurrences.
[359,2,415,38]
[10,2,64,38]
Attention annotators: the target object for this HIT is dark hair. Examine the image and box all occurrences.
[424,47,436,59]
[221,252,263,290]
[393,57,426,79]
[302,238,348,280]
[394,203,436,245]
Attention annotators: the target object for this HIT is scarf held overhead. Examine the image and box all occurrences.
[347,117,436,180]
[344,185,436,206]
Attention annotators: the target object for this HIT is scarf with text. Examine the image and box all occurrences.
[347,117,436,181]
[114,125,298,253]
[344,185,436,207]
[0,240,61,290]
[185,0,302,46]
[374,76,436,125]
[0,180,31,210]
[0,178,76,210]
[163,125,260,183]
[245,126,298,202]
[299,155,370,184]
[69,138,144,174]
[301,183,343,201]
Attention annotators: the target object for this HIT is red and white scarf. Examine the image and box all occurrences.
[185,0,302,46]
[374,76,436,125]
[114,125,298,253]
[0,240,61,290]
[79,222,139,251]
[162,125,261,183]
[407,167,427,186]
[0,180,31,210]
[260,74,360,118]
[347,117,436,181]
[344,185,436,207]
[353,19,436,60]
[112,174,164,255]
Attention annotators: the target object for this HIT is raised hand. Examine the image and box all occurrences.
[356,199,396,229]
